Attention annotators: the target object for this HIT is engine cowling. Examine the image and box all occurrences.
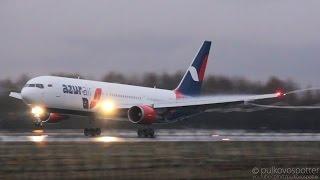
[128,105,157,124]
[40,113,69,123]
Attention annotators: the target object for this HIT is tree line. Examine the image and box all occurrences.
[1,72,320,130]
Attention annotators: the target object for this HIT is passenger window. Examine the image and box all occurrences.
[29,84,35,87]
[48,84,53,87]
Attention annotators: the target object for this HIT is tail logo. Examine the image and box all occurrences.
[187,55,208,82]
[175,41,210,96]
[188,66,199,82]
[90,88,102,109]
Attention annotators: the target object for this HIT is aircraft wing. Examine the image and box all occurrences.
[9,92,22,100]
[153,93,280,109]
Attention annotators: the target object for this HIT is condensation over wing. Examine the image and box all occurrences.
[153,93,279,109]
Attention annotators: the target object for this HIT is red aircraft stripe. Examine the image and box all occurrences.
[198,55,208,81]
[174,89,184,99]
[90,88,102,109]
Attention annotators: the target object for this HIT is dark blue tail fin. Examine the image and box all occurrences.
[175,41,211,96]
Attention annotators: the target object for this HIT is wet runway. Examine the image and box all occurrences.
[1,129,320,142]
[2,130,320,179]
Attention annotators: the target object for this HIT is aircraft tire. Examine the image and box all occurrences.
[137,128,155,138]
[84,128,89,136]
[34,122,44,130]
[137,129,143,138]
[96,128,101,136]
[84,128,101,137]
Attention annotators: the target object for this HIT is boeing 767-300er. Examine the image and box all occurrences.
[9,41,282,138]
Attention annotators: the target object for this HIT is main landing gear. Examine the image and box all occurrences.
[84,128,101,137]
[84,116,101,137]
[137,128,155,138]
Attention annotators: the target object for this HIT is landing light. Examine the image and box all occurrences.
[100,100,116,114]
[31,106,45,117]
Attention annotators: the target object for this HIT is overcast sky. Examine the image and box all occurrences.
[0,0,319,86]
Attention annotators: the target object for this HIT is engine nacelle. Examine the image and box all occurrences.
[40,113,69,123]
[128,105,157,124]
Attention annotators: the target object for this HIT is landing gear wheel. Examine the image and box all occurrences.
[96,128,101,136]
[138,129,143,137]
[34,122,44,130]
[148,129,155,138]
[84,128,89,136]
[84,128,101,137]
[32,121,45,134]
[137,128,155,138]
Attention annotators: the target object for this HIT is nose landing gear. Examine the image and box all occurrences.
[33,117,44,130]
[34,121,44,129]
[32,120,45,134]
[137,128,155,138]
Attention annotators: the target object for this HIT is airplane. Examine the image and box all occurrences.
[9,41,283,138]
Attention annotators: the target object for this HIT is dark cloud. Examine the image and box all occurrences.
[0,0,319,86]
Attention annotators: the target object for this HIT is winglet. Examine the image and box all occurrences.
[9,92,22,100]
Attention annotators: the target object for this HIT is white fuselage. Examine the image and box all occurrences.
[21,76,176,113]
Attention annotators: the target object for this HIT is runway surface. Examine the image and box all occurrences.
[1,129,320,142]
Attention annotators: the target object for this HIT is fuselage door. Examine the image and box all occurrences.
[43,83,65,108]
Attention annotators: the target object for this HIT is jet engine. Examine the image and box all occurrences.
[40,113,69,123]
[128,105,157,124]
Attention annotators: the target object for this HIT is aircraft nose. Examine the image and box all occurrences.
[21,87,43,104]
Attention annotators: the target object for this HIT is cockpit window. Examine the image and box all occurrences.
[36,84,44,89]
[24,84,44,89]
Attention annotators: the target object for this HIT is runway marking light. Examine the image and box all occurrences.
[31,106,45,117]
